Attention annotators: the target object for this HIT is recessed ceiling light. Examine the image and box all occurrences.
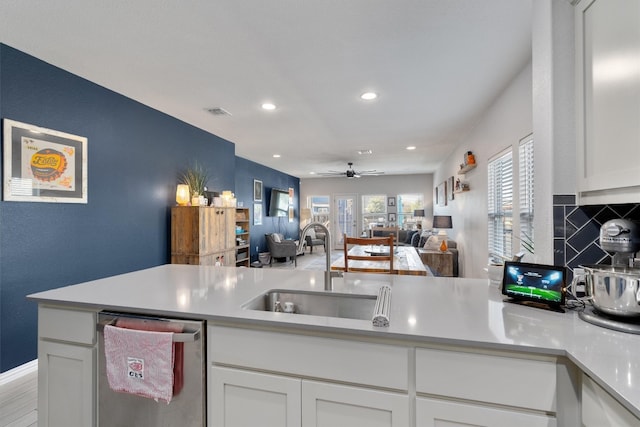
[262,103,277,110]
[406,146,417,150]
[309,171,316,175]
[273,154,281,158]
[360,92,378,101]
[358,149,373,155]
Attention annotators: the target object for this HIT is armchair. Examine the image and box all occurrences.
[265,233,297,266]
[302,227,326,253]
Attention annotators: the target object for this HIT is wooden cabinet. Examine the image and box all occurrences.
[418,249,454,277]
[171,206,236,266]
[37,306,96,427]
[234,208,250,267]
[582,374,640,427]
[575,0,640,204]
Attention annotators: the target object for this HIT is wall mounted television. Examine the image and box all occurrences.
[268,188,289,217]
[501,261,567,312]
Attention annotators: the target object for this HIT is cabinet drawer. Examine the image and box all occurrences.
[582,374,640,427]
[417,397,556,427]
[38,306,96,345]
[209,325,409,390]
[416,347,556,412]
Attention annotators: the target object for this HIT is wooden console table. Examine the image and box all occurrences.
[418,249,454,277]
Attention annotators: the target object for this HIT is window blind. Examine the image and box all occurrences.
[519,135,534,254]
[488,149,513,260]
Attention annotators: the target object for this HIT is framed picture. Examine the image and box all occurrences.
[253,203,262,225]
[437,182,447,206]
[388,213,396,222]
[3,119,87,203]
[288,206,294,222]
[387,196,396,207]
[253,179,263,202]
[447,176,455,201]
[288,187,294,200]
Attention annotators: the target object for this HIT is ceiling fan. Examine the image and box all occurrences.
[319,162,384,179]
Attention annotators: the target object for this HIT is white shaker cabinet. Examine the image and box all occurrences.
[582,374,640,427]
[417,398,555,427]
[415,347,557,427]
[575,0,640,205]
[302,380,409,427]
[37,306,96,427]
[210,366,301,427]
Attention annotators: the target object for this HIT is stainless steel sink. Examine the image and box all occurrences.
[242,289,377,320]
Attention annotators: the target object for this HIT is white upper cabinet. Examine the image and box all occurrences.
[575,0,640,205]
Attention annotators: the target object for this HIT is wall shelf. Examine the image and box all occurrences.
[457,163,477,174]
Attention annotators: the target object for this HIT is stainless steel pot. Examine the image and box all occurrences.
[581,265,640,317]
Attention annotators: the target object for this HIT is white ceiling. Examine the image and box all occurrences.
[0,0,532,179]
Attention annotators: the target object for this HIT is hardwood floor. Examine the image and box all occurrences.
[0,361,37,427]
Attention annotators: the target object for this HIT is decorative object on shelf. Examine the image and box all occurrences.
[221,190,236,207]
[180,162,208,206]
[458,150,477,174]
[433,215,453,252]
[464,151,476,165]
[3,119,88,203]
[175,184,190,206]
[253,203,262,225]
[253,179,263,202]
[454,178,470,193]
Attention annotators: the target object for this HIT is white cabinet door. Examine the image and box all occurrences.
[302,380,409,427]
[417,397,556,427]
[582,374,640,427]
[38,340,95,427]
[210,366,301,427]
[575,0,640,204]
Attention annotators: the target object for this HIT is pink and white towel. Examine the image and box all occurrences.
[104,324,175,403]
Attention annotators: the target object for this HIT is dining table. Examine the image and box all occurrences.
[331,245,429,276]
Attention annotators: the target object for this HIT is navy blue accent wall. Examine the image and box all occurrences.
[0,45,240,371]
[235,157,300,261]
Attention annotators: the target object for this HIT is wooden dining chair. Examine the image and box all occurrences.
[343,234,394,273]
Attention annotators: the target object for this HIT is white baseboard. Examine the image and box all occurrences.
[0,360,38,387]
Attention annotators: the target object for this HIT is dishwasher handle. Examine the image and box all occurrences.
[97,319,201,343]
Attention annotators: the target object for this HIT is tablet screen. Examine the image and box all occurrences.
[501,261,566,305]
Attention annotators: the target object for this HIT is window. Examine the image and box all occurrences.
[308,196,330,224]
[361,194,387,230]
[396,194,424,228]
[488,149,513,260]
[519,135,534,254]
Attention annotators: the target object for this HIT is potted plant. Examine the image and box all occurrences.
[180,163,209,206]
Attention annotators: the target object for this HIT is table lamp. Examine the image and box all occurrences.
[413,209,425,230]
[432,215,452,251]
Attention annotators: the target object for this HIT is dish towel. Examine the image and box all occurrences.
[112,318,185,397]
[104,324,176,403]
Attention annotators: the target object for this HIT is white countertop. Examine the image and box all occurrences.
[28,264,640,418]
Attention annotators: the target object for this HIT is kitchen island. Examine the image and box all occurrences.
[29,264,640,426]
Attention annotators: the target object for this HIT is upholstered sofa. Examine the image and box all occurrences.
[370,227,422,247]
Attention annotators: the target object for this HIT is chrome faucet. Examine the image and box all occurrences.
[301,222,333,290]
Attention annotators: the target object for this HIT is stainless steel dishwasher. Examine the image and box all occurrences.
[97,312,205,427]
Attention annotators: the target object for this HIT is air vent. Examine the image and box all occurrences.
[205,107,232,116]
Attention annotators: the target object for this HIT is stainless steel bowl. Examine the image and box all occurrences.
[582,265,640,317]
